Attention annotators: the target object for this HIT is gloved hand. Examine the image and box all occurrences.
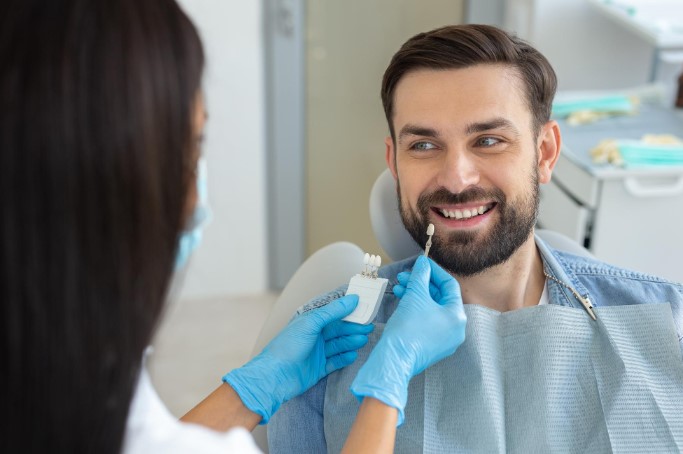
[223,294,373,424]
[350,256,466,425]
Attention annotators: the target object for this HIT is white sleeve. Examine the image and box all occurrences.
[124,368,262,454]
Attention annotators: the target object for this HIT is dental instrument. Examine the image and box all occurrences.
[424,223,435,257]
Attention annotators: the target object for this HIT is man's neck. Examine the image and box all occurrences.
[454,234,545,312]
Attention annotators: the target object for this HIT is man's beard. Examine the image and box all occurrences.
[399,168,539,277]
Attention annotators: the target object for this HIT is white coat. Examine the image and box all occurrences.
[123,369,262,453]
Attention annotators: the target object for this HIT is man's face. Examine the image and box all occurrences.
[386,65,554,276]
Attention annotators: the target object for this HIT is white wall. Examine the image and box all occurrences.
[504,0,653,91]
[305,0,464,259]
[175,1,268,300]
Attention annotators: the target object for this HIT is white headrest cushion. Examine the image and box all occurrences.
[369,169,422,262]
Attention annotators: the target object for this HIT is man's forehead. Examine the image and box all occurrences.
[391,65,532,132]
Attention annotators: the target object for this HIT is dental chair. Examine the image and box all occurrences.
[251,169,592,451]
[250,241,364,451]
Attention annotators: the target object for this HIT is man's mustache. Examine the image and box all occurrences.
[417,187,505,207]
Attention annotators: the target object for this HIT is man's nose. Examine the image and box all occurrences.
[435,149,480,194]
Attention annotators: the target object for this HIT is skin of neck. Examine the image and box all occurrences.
[452,231,545,312]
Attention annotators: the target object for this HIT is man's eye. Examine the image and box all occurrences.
[477,137,500,147]
[411,141,436,151]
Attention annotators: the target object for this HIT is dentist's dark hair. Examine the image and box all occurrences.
[381,24,557,141]
[0,0,204,452]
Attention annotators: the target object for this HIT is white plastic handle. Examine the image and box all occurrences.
[624,176,683,198]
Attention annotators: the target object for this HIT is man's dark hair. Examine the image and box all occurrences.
[0,0,204,452]
[381,24,557,140]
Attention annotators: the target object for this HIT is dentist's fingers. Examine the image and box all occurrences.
[395,271,441,300]
[322,319,374,341]
[425,258,462,307]
[325,351,358,375]
[404,256,430,293]
[324,334,369,358]
[302,294,359,331]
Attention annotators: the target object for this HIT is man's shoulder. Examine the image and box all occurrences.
[550,248,683,305]
[555,249,679,284]
[296,286,348,316]
[378,255,418,279]
[296,255,418,316]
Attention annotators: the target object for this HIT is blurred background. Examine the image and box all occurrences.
[175,0,680,301]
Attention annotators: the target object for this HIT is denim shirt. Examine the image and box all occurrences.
[268,235,683,453]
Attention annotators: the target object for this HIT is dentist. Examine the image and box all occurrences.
[0,0,466,453]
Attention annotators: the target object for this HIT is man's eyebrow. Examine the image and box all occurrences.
[465,118,519,135]
[397,124,440,143]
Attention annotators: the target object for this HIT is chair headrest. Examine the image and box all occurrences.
[369,169,422,262]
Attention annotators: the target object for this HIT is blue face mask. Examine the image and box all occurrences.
[175,158,211,270]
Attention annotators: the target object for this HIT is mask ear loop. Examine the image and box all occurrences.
[174,158,212,271]
[187,157,212,230]
[196,157,209,207]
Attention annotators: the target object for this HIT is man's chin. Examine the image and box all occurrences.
[432,227,535,276]
[443,228,481,245]
[430,240,495,276]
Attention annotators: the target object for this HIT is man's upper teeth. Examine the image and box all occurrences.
[440,205,490,219]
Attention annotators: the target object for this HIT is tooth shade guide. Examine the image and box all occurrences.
[346,251,389,324]
[424,223,434,257]
[360,252,383,277]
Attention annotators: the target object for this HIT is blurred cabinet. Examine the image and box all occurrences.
[538,104,683,284]
[587,0,683,81]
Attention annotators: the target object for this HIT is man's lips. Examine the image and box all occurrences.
[433,202,496,220]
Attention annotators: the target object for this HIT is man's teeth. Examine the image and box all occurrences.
[440,205,491,220]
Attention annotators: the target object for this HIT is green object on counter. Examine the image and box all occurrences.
[618,141,683,166]
[552,95,634,118]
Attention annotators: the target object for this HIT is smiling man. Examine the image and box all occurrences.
[269,25,683,453]
[389,64,556,312]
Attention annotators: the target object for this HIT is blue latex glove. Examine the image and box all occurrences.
[350,256,466,425]
[395,269,442,301]
[223,294,373,424]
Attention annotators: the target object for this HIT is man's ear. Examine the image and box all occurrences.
[385,136,398,180]
[537,120,561,184]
